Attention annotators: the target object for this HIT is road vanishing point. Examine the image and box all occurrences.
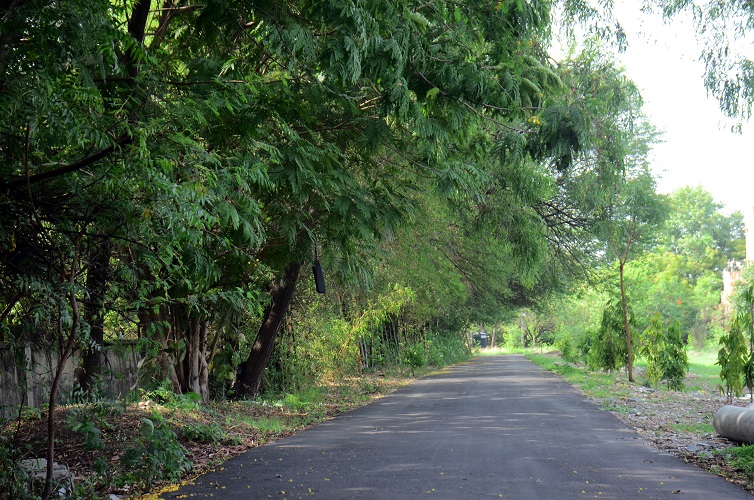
[160,355,751,499]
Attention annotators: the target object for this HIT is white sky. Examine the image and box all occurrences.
[611,2,753,216]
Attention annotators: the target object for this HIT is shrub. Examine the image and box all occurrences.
[590,299,629,372]
[426,333,470,367]
[660,320,688,391]
[721,445,754,480]
[181,423,226,444]
[119,413,191,488]
[403,342,427,368]
[557,333,578,362]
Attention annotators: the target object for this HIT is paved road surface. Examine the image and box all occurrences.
[161,355,751,499]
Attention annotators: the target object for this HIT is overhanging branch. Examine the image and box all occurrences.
[2,136,133,190]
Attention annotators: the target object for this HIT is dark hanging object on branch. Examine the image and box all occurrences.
[312,243,326,294]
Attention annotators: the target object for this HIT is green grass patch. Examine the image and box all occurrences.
[686,350,721,392]
[246,416,285,434]
[525,353,632,400]
[719,444,754,480]
[525,348,723,395]
[669,422,715,435]
[599,401,633,413]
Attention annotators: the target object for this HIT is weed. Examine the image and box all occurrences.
[669,422,715,435]
[65,401,120,451]
[141,384,202,411]
[600,401,632,413]
[247,417,284,434]
[118,413,191,488]
[720,444,754,480]
[182,422,226,444]
[282,393,308,411]
[225,434,245,446]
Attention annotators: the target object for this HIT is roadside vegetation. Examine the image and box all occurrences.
[0,367,438,499]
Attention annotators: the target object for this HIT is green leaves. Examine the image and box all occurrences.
[640,312,689,390]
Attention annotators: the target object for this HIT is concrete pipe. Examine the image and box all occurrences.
[713,405,754,444]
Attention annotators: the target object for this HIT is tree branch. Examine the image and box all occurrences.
[2,136,133,190]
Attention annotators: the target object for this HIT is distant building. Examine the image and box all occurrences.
[722,260,745,314]
[721,207,754,314]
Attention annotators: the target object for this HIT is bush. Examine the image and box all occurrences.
[660,320,688,390]
[65,401,122,451]
[0,432,30,500]
[119,413,191,488]
[181,423,226,444]
[557,334,578,362]
[426,332,471,367]
[589,299,629,372]
[403,342,427,368]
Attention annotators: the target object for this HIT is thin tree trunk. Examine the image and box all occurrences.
[77,242,111,395]
[187,314,201,395]
[198,320,209,402]
[235,262,302,397]
[42,266,81,500]
[619,260,634,383]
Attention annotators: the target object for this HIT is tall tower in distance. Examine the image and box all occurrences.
[721,206,754,314]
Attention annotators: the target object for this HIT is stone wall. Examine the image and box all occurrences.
[0,342,140,418]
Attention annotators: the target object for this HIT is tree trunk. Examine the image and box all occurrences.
[171,305,211,403]
[235,262,302,397]
[43,264,81,500]
[619,261,634,383]
[77,242,111,395]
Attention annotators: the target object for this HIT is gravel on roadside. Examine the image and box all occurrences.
[592,377,754,492]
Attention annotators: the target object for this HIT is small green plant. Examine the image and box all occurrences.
[282,393,307,411]
[182,422,226,444]
[557,333,578,362]
[403,342,427,369]
[552,362,577,376]
[65,401,119,451]
[119,413,191,488]
[718,321,747,403]
[720,444,754,480]
[640,313,688,390]
[668,422,714,434]
[140,382,201,410]
[0,432,30,500]
[247,417,284,434]
[225,434,245,446]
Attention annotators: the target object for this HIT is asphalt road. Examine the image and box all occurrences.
[160,355,751,499]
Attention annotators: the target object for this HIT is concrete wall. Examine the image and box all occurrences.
[0,342,140,418]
